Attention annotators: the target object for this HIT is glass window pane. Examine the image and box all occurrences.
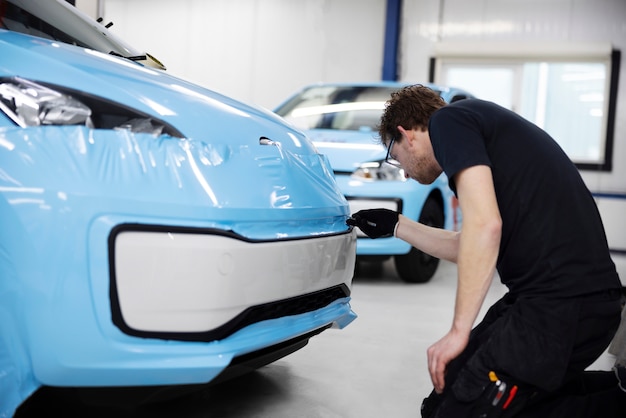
[439,59,609,166]
[444,66,515,110]
[519,62,606,162]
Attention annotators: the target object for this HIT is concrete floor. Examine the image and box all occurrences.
[17,259,616,417]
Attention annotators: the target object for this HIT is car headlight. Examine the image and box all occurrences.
[0,77,92,127]
[351,160,406,181]
[0,76,183,137]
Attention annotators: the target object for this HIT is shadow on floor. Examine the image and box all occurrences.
[16,365,297,418]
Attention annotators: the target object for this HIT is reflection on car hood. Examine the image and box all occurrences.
[306,129,386,172]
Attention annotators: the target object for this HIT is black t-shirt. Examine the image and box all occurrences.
[429,99,620,297]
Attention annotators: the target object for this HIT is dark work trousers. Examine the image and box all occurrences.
[421,289,626,418]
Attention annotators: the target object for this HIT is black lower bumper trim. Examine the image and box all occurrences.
[114,284,350,342]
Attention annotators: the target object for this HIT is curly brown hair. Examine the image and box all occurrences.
[377,84,446,145]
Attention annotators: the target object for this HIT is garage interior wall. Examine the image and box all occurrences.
[89,1,625,109]
[92,0,387,109]
[81,0,625,272]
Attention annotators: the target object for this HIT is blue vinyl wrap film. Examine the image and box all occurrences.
[0,30,356,416]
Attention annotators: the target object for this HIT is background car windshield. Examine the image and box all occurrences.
[276,86,401,132]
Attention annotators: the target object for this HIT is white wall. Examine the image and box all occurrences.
[100,0,386,109]
[74,0,99,19]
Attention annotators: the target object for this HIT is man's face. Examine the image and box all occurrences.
[386,127,442,185]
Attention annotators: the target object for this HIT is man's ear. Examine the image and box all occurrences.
[397,125,409,140]
[397,126,414,145]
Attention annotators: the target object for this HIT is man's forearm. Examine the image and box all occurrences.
[394,214,460,262]
[452,227,499,335]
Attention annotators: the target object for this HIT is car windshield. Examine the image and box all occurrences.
[276,85,443,132]
[2,1,76,45]
[275,86,396,132]
[0,0,140,58]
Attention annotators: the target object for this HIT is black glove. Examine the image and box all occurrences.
[346,209,399,239]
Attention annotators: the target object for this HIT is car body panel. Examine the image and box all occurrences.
[0,30,356,416]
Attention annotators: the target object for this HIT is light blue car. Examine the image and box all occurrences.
[0,30,356,416]
[275,82,473,283]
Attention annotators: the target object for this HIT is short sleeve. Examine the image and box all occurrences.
[429,105,492,189]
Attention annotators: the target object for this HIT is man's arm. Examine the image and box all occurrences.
[395,215,460,263]
[426,165,502,393]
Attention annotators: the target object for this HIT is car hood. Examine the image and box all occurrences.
[0,30,349,237]
[0,30,298,144]
[305,129,386,172]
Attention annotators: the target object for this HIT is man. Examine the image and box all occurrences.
[347,85,625,417]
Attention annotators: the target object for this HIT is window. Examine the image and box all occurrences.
[432,43,620,170]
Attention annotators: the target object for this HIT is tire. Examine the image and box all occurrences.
[394,197,444,283]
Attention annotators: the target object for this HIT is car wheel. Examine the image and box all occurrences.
[394,197,444,283]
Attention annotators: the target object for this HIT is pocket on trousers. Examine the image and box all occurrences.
[452,298,580,402]
[485,298,578,391]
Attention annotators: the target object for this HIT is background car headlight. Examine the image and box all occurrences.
[0,76,184,137]
[351,161,406,181]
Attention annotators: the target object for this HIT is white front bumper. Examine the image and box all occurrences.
[112,229,356,333]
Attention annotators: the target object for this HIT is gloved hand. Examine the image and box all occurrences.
[346,209,399,239]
